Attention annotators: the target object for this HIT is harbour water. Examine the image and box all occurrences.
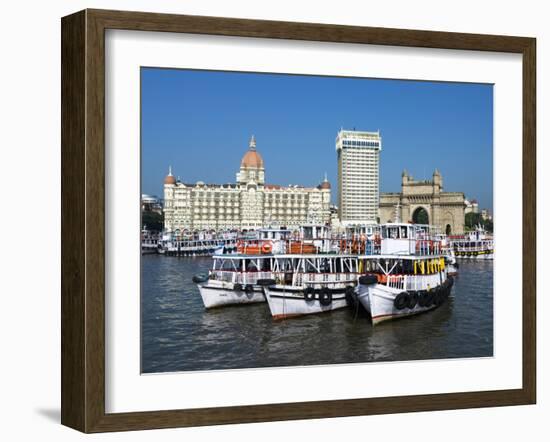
[141,256,493,373]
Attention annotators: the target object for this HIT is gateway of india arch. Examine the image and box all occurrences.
[379,169,466,235]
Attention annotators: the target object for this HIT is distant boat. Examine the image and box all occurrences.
[141,227,161,255]
[158,230,238,257]
[449,225,494,259]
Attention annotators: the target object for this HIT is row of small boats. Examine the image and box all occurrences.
[141,229,240,256]
[192,223,467,325]
[144,223,494,260]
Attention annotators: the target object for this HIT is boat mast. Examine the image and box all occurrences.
[394,202,401,223]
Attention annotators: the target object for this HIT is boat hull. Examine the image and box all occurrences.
[264,286,349,319]
[356,278,453,325]
[454,250,493,259]
[198,281,265,308]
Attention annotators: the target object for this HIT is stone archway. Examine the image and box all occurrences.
[412,207,429,224]
[441,211,455,235]
[379,171,465,234]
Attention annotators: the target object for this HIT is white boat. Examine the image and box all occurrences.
[354,223,454,325]
[449,226,494,259]
[160,230,239,256]
[262,254,360,319]
[193,254,275,308]
[141,227,161,254]
[195,225,347,310]
[195,247,359,311]
[196,277,266,308]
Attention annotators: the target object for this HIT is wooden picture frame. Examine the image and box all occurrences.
[61,8,536,433]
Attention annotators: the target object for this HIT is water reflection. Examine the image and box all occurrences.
[141,256,493,373]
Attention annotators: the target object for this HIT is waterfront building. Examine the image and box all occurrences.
[163,136,331,231]
[336,129,382,226]
[379,170,465,234]
[141,194,163,215]
[465,198,479,215]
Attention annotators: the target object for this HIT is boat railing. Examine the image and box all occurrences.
[295,272,360,286]
[383,273,445,291]
[239,271,274,285]
[414,240,442,255]
[209,270,274,285]
[338,239,379,255]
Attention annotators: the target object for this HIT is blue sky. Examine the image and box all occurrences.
[141,68,493,210]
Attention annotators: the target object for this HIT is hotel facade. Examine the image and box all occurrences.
[163,136,331,232]
[336,129,382,225]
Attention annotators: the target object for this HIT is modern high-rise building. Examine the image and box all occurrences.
[336,129,382,225]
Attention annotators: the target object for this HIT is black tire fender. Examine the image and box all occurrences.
[417,290,428,307]
[319,288,332,306]
[304,286,315,301]
[394,292,409,310]
[358,274,378,285]
[407,292,419,309]
[424,290,435,307]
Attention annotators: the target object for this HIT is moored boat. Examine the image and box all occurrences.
[160,230,239,256]
[449,226,494,259]
[141,227,162,254]
[262,254,361,319]
[354,223,454,325]
[193,254,275,308]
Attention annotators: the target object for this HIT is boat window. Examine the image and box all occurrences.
[400,226,408,238]
[222,260,235,270]
[246,260,258,271]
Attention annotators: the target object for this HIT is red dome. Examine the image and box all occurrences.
[241,135,264,169]
[241,150,264,168]
[164,175,176,185]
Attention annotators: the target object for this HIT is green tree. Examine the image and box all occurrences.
[482,218,493,233]
[142,211,164,232]
[465,212,482,230]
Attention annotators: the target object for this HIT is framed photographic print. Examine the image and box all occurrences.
[61,9,536,433]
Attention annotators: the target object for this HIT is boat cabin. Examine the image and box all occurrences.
[257,228,292,241]
[344,224,381,240]
[380,223,417,255]
[299,224,331,240]
[380,223,440,255]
